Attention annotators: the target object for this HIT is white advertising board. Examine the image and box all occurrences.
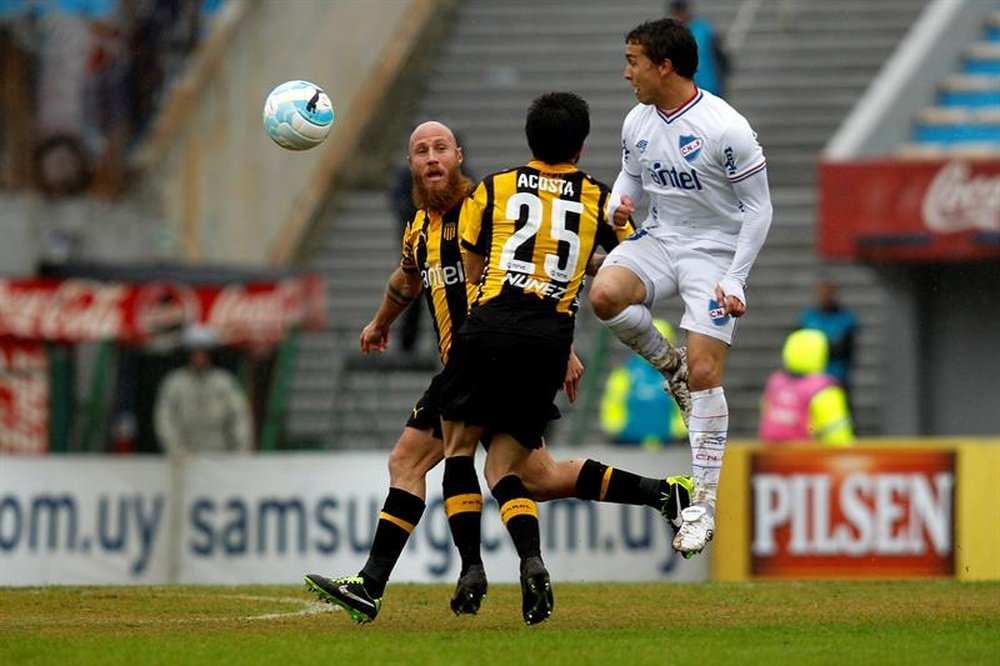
[0,457,172,584]
[0,446,708,585]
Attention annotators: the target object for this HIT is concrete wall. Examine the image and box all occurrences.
[137,0,435,267]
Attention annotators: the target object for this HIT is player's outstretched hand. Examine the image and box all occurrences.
[612,195,635,227]
[360,321,390,354]
[715,283,746,318]
[563,349,585,403]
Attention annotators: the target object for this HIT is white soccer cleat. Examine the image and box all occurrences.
[672,504,714,558]
[663,346,691,427]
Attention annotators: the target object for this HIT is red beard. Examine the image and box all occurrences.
[412,169,472,214]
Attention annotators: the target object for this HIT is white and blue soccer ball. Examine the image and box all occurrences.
[262,80,334,150]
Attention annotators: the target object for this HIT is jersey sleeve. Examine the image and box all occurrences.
[400,213,419,273]
[460,179,490,256]
[719,116,767,184]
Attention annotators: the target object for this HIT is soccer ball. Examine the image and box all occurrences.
[262,80,334,150]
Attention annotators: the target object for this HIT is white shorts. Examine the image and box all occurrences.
[601,229,738,345]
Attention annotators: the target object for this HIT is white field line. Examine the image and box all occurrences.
[8,592,338,628]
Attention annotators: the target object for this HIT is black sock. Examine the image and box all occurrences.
[574,458,665,509]
[491,474,541,562]
[443,456,483,574]
[360,487,425,598]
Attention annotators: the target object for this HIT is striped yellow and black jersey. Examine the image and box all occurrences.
[460,160,632,340]
[400,200,476,364]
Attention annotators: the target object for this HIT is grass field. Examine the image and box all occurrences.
[2,581,998,665]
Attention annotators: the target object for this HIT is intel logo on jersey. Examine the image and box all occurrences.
[649,161,703,191]
[679,135,703,163]
[708,298,730,326]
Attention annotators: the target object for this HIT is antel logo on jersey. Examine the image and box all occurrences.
[649,162,703,191]
[750,448,955,578]
[421,261,465,289]
[708,299,729,325]
[679,135,703,163]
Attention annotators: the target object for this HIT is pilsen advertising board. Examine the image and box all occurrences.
[750,448,954,578]
[819,160,1000,261]
[0,275,325,346]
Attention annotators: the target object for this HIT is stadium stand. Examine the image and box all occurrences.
[906,11,1000,155]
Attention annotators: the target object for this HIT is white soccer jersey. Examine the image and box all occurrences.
[619,88,767,248]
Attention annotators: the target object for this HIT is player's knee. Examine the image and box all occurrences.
[688,354,724,391]
[589,279,626,320]
[387,433,438,485]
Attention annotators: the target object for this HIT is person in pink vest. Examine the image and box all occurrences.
[759,329,854,446]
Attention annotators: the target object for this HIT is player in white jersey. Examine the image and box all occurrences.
[589,18,773,557]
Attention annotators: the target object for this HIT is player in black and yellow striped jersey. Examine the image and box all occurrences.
[439,93,640,625]
[305,119,692,626]
[462,156,629,333]
[400,194,471,366]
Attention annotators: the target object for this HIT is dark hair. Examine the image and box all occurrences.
[525,92,590,164]
[626,18,698,80]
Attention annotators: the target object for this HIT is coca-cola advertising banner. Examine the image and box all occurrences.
[819,160,1000,261]
[751,448,954,578]
[0,339,48,455]
[0,275,325,345]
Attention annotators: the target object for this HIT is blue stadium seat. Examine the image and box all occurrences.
[909,13,1000,151]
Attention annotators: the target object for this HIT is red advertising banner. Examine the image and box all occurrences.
[0,339,48,454]
[0,275,325,346]
[819,159,1000,261]
[751,448,954,578]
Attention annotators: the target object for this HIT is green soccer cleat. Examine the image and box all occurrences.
[450,564,488,616]
[660,475,695,535]
[519,557,554,626]
[304,573,382,624]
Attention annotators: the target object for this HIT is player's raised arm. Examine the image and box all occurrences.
[360,266,422,354]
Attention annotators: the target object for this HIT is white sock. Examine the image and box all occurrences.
[688,386,728,509]
[602,305,680,375]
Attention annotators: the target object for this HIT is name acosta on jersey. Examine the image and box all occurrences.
[421,261,465,288]
[516,172,575,197]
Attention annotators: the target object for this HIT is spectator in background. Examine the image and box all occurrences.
[154,324,253,455]
[798,279,859,403]
[668,0,731,98]
[759,329,854,446]
[601,318,687,449]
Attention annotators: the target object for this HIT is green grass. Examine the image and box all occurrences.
[2,581,998,665]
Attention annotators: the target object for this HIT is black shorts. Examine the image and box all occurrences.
[405,370,446,439]
[439,325,570,449]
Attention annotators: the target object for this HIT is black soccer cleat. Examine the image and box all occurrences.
[304,573,381,624]
[519,557,554,626]
[450,564,488,616]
